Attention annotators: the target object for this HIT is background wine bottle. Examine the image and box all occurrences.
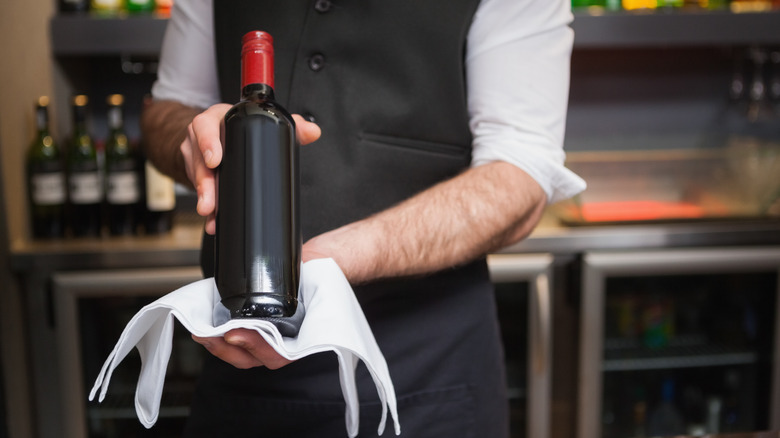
[27,96,66,239]
[67,95,103,237]
[104,94,140,236]
[143,157,175,234]
[215,30,300,319]
[623,0,657,9]
[90,0,122,14]
[647,379,686,436]
[125,0,154,13]
[59,0,89,12]
[154,0,172,15]
[657,0,683,7]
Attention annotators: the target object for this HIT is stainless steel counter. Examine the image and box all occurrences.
[504,215,780,255]
[9,212,780,272]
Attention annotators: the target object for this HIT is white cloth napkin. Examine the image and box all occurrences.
[89,258,401,437]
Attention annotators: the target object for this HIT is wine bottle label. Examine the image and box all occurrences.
[91,0,121,9]
[107,171,140,205]
[69,171,103,204]
[31,172,66,205]
[145,161,176,212]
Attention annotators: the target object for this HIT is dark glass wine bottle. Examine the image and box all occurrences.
[27,96,66,239]
[59,0,89,12]
[143,156,175,234]
[125,0,154,13]
[215,30,300,319]
[104,94,140,236]
[90,0,121,14]
[67,95,103,237]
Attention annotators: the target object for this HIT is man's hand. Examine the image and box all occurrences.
[181,104,322,234]
[192,328,293,370]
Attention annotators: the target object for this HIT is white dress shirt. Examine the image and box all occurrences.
[152,0,586,203]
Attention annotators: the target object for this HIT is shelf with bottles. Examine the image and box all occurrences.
[24,92,182,242]
[59,0,171,15]
[572,0,780,11]
[571,7,780,48]
[572,0,780,13]
[601,269,777,367]
[49,4,780,57]
[603,334,758,371]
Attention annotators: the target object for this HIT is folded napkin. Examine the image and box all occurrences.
[89,258,401,437]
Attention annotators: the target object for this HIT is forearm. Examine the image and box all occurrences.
[140,99,204,188]
[305,161,547,284]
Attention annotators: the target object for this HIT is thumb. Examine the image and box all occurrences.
[292,114,321,145]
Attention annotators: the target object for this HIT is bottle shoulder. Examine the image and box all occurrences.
[225,98,295,127]
[28,134,61,159]
[69,135,97,159]
[105,132,129,150]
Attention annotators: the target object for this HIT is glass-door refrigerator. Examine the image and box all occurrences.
[53,267,205,438]
[53,254,557,438]
[577,247,780,438]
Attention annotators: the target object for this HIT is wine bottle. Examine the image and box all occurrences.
[67,95,103,237]
[215,30,300,320]
[647,379,685,437]
[59,0,89,12]
[622,0,656,9]
[154,0,172,15]
[104,94,141,236]
[571,0,592,8]
[143,158,175,234]
[90,0,122,13]
[125,0,154,13]
[657,0,683,7]
[27,96,66,239]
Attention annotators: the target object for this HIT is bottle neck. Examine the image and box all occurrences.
[240,31,274,93]
[73,105,89,135]
[108,106,124,132]
[35,105,49,135]
[241,83,276,102]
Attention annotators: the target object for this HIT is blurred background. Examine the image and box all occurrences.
[0,1,779,438]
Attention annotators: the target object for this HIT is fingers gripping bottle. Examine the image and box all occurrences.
[215,31,301,331]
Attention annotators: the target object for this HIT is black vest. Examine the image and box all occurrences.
[190,4,511,436]
[214,0,481,240]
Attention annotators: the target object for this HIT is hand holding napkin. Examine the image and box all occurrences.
[89,258,401,437]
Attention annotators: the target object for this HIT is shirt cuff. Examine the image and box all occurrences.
[471,144,586,204]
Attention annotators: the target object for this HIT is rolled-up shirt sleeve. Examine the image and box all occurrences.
[466,0,586,204]
[151,0,220,109]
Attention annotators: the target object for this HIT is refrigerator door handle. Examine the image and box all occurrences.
[533,273,551,374]
[528,271,553,438]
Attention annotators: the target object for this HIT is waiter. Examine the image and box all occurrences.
[141,0,585,436]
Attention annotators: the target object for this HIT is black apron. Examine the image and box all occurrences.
[185,1,509,436]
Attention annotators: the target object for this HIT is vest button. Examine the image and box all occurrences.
[308,54,326,72]
[314,0,331,13]
[303,112,317,123]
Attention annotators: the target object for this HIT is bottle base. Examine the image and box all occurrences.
[220,293,297,319]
